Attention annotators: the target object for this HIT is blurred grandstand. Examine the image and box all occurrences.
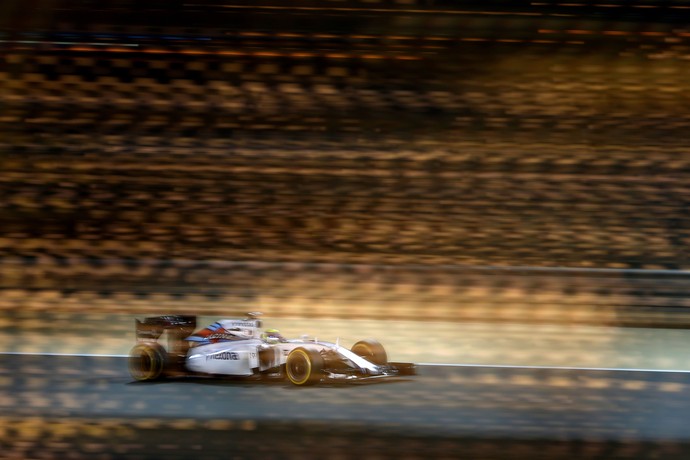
[1,0,690,327]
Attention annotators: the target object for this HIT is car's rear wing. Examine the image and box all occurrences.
[135,315,197,339]
[135,315,197,354]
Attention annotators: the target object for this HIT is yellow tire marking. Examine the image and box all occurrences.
[287,349,312,385]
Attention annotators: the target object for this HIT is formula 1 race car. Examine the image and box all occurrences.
[128,313,416,386]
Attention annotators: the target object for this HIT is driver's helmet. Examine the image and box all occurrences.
[261,328,285,344]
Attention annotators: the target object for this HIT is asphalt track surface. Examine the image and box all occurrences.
[3,354,690,459]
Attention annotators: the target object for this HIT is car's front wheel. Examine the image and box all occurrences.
[129,343,166,381]
[285,347,323,386]
[351,339,388,365]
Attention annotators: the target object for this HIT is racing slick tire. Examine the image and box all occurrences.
[351,339,388,365]
[129,342,166,381]
[285,347,324,386]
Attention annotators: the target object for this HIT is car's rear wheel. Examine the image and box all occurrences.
[285,347,323,386]
[351,339,388,365]
[129,343,166,381]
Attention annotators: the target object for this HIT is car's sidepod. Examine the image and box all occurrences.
[186,339,263,376]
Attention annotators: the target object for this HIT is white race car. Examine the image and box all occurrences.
[128,313,416,385]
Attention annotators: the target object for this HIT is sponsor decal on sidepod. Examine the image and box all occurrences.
[206,352,240,361]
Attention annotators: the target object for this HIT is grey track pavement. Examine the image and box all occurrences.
[2,354,690,459]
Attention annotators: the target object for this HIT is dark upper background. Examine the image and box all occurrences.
[1,0,690,323]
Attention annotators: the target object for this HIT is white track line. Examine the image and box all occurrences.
[418,362,690,374]
[2,352,690,373]
[0,352,128,358]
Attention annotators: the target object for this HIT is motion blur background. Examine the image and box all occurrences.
[2,0,690,458]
